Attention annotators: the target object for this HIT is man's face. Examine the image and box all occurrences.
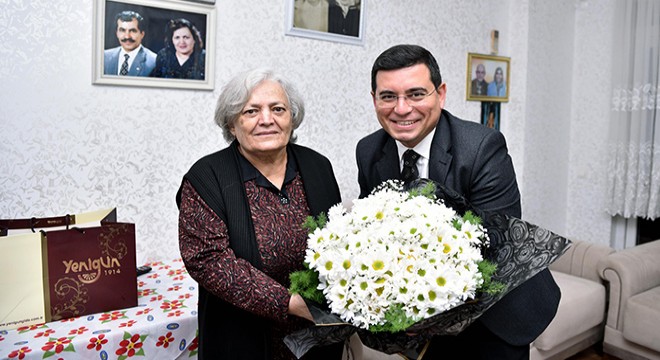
[372,63,446,148]
[476,65,485,81]
[116,18,144,52]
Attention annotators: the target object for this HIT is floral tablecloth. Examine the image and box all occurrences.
[0,259,198,360]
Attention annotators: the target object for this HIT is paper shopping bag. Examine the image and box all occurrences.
[0,208,137,331]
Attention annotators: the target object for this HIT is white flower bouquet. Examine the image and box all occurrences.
[292,180,501,333]
[286,179,571,358]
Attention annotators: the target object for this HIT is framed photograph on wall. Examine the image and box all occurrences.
[466,53,510,102]
[481,102,501,131]
[93,0,216,90]
[284,0,365,46]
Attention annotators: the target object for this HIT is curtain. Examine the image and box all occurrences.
[606,0,660,219]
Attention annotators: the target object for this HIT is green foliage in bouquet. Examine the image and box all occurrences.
[477,260,506,295]
[369,304,417,333]
[289,266,325,304]
[302,212,327,233]
[406,180,436,199]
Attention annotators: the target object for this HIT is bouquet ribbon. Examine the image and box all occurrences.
[284,179,571,358]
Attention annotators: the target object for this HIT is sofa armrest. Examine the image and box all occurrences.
[550,239,614,283]
[597,239,660,331]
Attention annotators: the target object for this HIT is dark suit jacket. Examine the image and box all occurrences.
[103,46,156,76]
[356,110,560,346]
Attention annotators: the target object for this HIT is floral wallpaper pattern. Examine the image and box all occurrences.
[0,0,615,263]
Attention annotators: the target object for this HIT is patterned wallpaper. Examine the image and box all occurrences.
[0,0,616,263]
[521,0,615,244]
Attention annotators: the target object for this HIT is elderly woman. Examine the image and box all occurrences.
[487,66,506,97]
[150,18,205,79]
[177,69,343,359]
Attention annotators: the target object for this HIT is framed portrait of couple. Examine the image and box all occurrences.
[466,53,510,102]
[285,0,366,46]
[92,0,216,90]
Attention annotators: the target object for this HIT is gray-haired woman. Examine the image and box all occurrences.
[177,68,343,359]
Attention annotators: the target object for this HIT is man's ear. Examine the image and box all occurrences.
[436,83,447,108]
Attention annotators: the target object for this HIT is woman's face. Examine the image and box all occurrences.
[231,80,293,159]
[495,70,503,83]
[172,27,195,56]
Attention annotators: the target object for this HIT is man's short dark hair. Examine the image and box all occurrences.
[115,10,145,31]
[371,44,442,92]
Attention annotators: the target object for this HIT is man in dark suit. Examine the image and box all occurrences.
[471,63,488,96]
[103,11,156,77]
[356,44,560,359]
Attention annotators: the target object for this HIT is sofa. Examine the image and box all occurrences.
[598,239,660,360]
[530,239,614,360]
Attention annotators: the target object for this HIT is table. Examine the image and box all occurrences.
[0,259,198,360]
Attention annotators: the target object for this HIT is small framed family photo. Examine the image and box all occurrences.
[466,53,510,102]
[93,0,216,90]
[285,0,366,46]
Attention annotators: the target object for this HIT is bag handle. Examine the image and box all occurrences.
[0,214,75,234]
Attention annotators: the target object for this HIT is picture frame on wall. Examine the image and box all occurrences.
[481,101,501,131]
[466,53,510,102]
[93,0,216,90]
[285,0,365,46]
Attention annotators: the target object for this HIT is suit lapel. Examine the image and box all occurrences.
[129,48,145,76]
[375,137,401,184]
[428,111,452,184]
[106,48,121,74]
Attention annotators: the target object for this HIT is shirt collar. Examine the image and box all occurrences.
[395,127,436,161]
[120,45,142,58]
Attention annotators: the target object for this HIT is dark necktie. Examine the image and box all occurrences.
[120,54,129,75]
[401,149,420,183]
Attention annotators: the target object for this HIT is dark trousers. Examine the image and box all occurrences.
[300,342,344,360]
[421,321,529,359]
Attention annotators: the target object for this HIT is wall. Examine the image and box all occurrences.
[0,0,616,263]
[521,0,615,244]
[523,0,575,233]
[566,0,615,246]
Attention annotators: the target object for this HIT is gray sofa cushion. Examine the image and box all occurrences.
[532,271,606,351]
[623,286,660,352]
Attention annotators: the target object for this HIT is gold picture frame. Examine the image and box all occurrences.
[466,53,510,102]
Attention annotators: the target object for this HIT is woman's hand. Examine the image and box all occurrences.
[287,294,314,322]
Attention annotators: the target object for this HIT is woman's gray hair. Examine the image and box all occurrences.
[215,68,305,143]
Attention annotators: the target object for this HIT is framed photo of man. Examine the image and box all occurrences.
[93,0,216,90]
[285,0,366,46]
[466,53,510,102]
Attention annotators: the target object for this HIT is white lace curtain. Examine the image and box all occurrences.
[606,0,660,219]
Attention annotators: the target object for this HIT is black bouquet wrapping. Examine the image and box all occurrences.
[284,179,571,358]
